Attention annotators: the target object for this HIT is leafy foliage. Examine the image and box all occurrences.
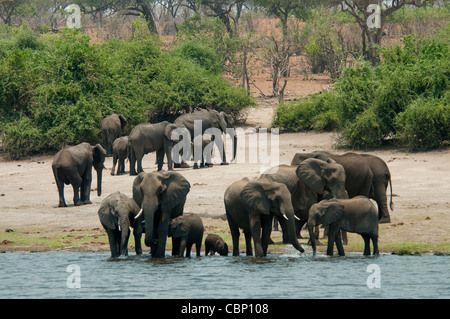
[274,28,450,151]
[0,26,254,159]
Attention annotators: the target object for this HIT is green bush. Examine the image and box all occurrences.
[395,95,450,151]
[273,28,450,151]
[0,26,254,159]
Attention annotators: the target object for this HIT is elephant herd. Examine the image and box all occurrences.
[51,110,393,258]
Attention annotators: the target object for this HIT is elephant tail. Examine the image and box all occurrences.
[389,175,394,211]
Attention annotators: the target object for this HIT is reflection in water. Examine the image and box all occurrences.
[0,251,449,298]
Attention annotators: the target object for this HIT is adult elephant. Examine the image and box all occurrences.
[98,192,143,258]
[132,171,191,258]
[128,121,185,174]
[174,109,237,167]
[291,151,392,223]
[224,176,305,257]
[261,159,348,241]
[52,142,106,207]
[101,113,127,156]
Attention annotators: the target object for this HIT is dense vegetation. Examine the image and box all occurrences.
[0,25,254,159]
[274,24,450,151]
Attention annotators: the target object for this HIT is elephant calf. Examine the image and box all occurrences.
[111,136,129,176]
[205,234,228,256]
[168,214,204,257]
[307,196,379,256]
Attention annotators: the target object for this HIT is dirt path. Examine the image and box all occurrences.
[1,79,449,254]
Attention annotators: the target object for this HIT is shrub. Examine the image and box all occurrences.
[2,117,44,159]
[395,95,450,151]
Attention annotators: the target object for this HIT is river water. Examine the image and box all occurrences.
[0,249,448,299]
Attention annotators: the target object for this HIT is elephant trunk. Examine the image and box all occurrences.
[285,210,305,253]
[119,218,130,256]
[141,199,158,248]
[96,167,103,197]
[308,222,317,256]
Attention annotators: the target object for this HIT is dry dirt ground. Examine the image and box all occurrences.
[1,78,449,254]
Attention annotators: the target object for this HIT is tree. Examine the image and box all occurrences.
[330,0,435,64]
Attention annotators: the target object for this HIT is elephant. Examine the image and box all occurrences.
[168,214,204,257]
[291,151,392,223]
[224,176,305,257]
[205,234,228,256]
[128,121,185,174]
[173,109,237,167]
[132,171,191,258]
[111,136,129,176]
[261,159,348,242]
[192,133,214,169]
[98,192,143,258]
[52,142,106,207]
[307,196,379,256]
[101,113,127,156]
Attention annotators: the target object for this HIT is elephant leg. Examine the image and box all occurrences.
[52,167,67,207]
[106,229,120,258]
[361,233,371,256]
[136,152,145,174]
[111,154,118,175]
[341,230,348,245]
[226,212,241,256]
[261,215,273,256]
[133,227,142,255]
[335,229,345,256]
[185,241,192,258]
[156,149,165,171]
[196,241,201,257]
[81,170,92,205]
[250,217,264,257]
[243,230,253,256]
[326,224,339,256]
[129,147,137,175]
[171,237,180,256]
[371,234,379,256]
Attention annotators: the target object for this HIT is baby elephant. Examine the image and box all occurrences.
[111,136,129,176]
[168,214,204,257]
[307,196,379,256]
[205,234,228,256]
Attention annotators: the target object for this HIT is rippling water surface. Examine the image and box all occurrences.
[0,249,448,299]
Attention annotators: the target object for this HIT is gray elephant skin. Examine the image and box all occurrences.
[261,159,348,242]
[224,177,305,257]
[98,192,143,258]
[291,151,393,223]
[101,113,127,156]
[52,142,106,207]
[205,234,228,256]
[168,214,204,257]
[307,196,379,256]
[111,136,129,176]
[128,121,184,174]
[132,171,191,258]
[174,109,237,166]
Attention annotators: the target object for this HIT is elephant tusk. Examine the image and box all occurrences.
[294,215,300,221]
[134,208,144,220]
[282,213,289,220]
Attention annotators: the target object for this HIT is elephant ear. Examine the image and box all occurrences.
[98,200,117,230]
[93,144,106,170]
[169,217,189,238]
[296,158,325,194]
[165,124,188,142]
[322,202,344,226]
[118,114,127,129]
[132,172,146,207]
[160,172,191,212]
[240,181,271,215]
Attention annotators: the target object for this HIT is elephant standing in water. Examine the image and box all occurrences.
[101,113,127,156]
[174,109,237,167]
[168,214,204,257]
[307,196,379,256]
[132,171,191,258]
[291,151,392,223]
[98,192,143,258]
[52,143,106,207]
[224,177,305,257]
[261,159,348,242]
[128,121,185,174]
